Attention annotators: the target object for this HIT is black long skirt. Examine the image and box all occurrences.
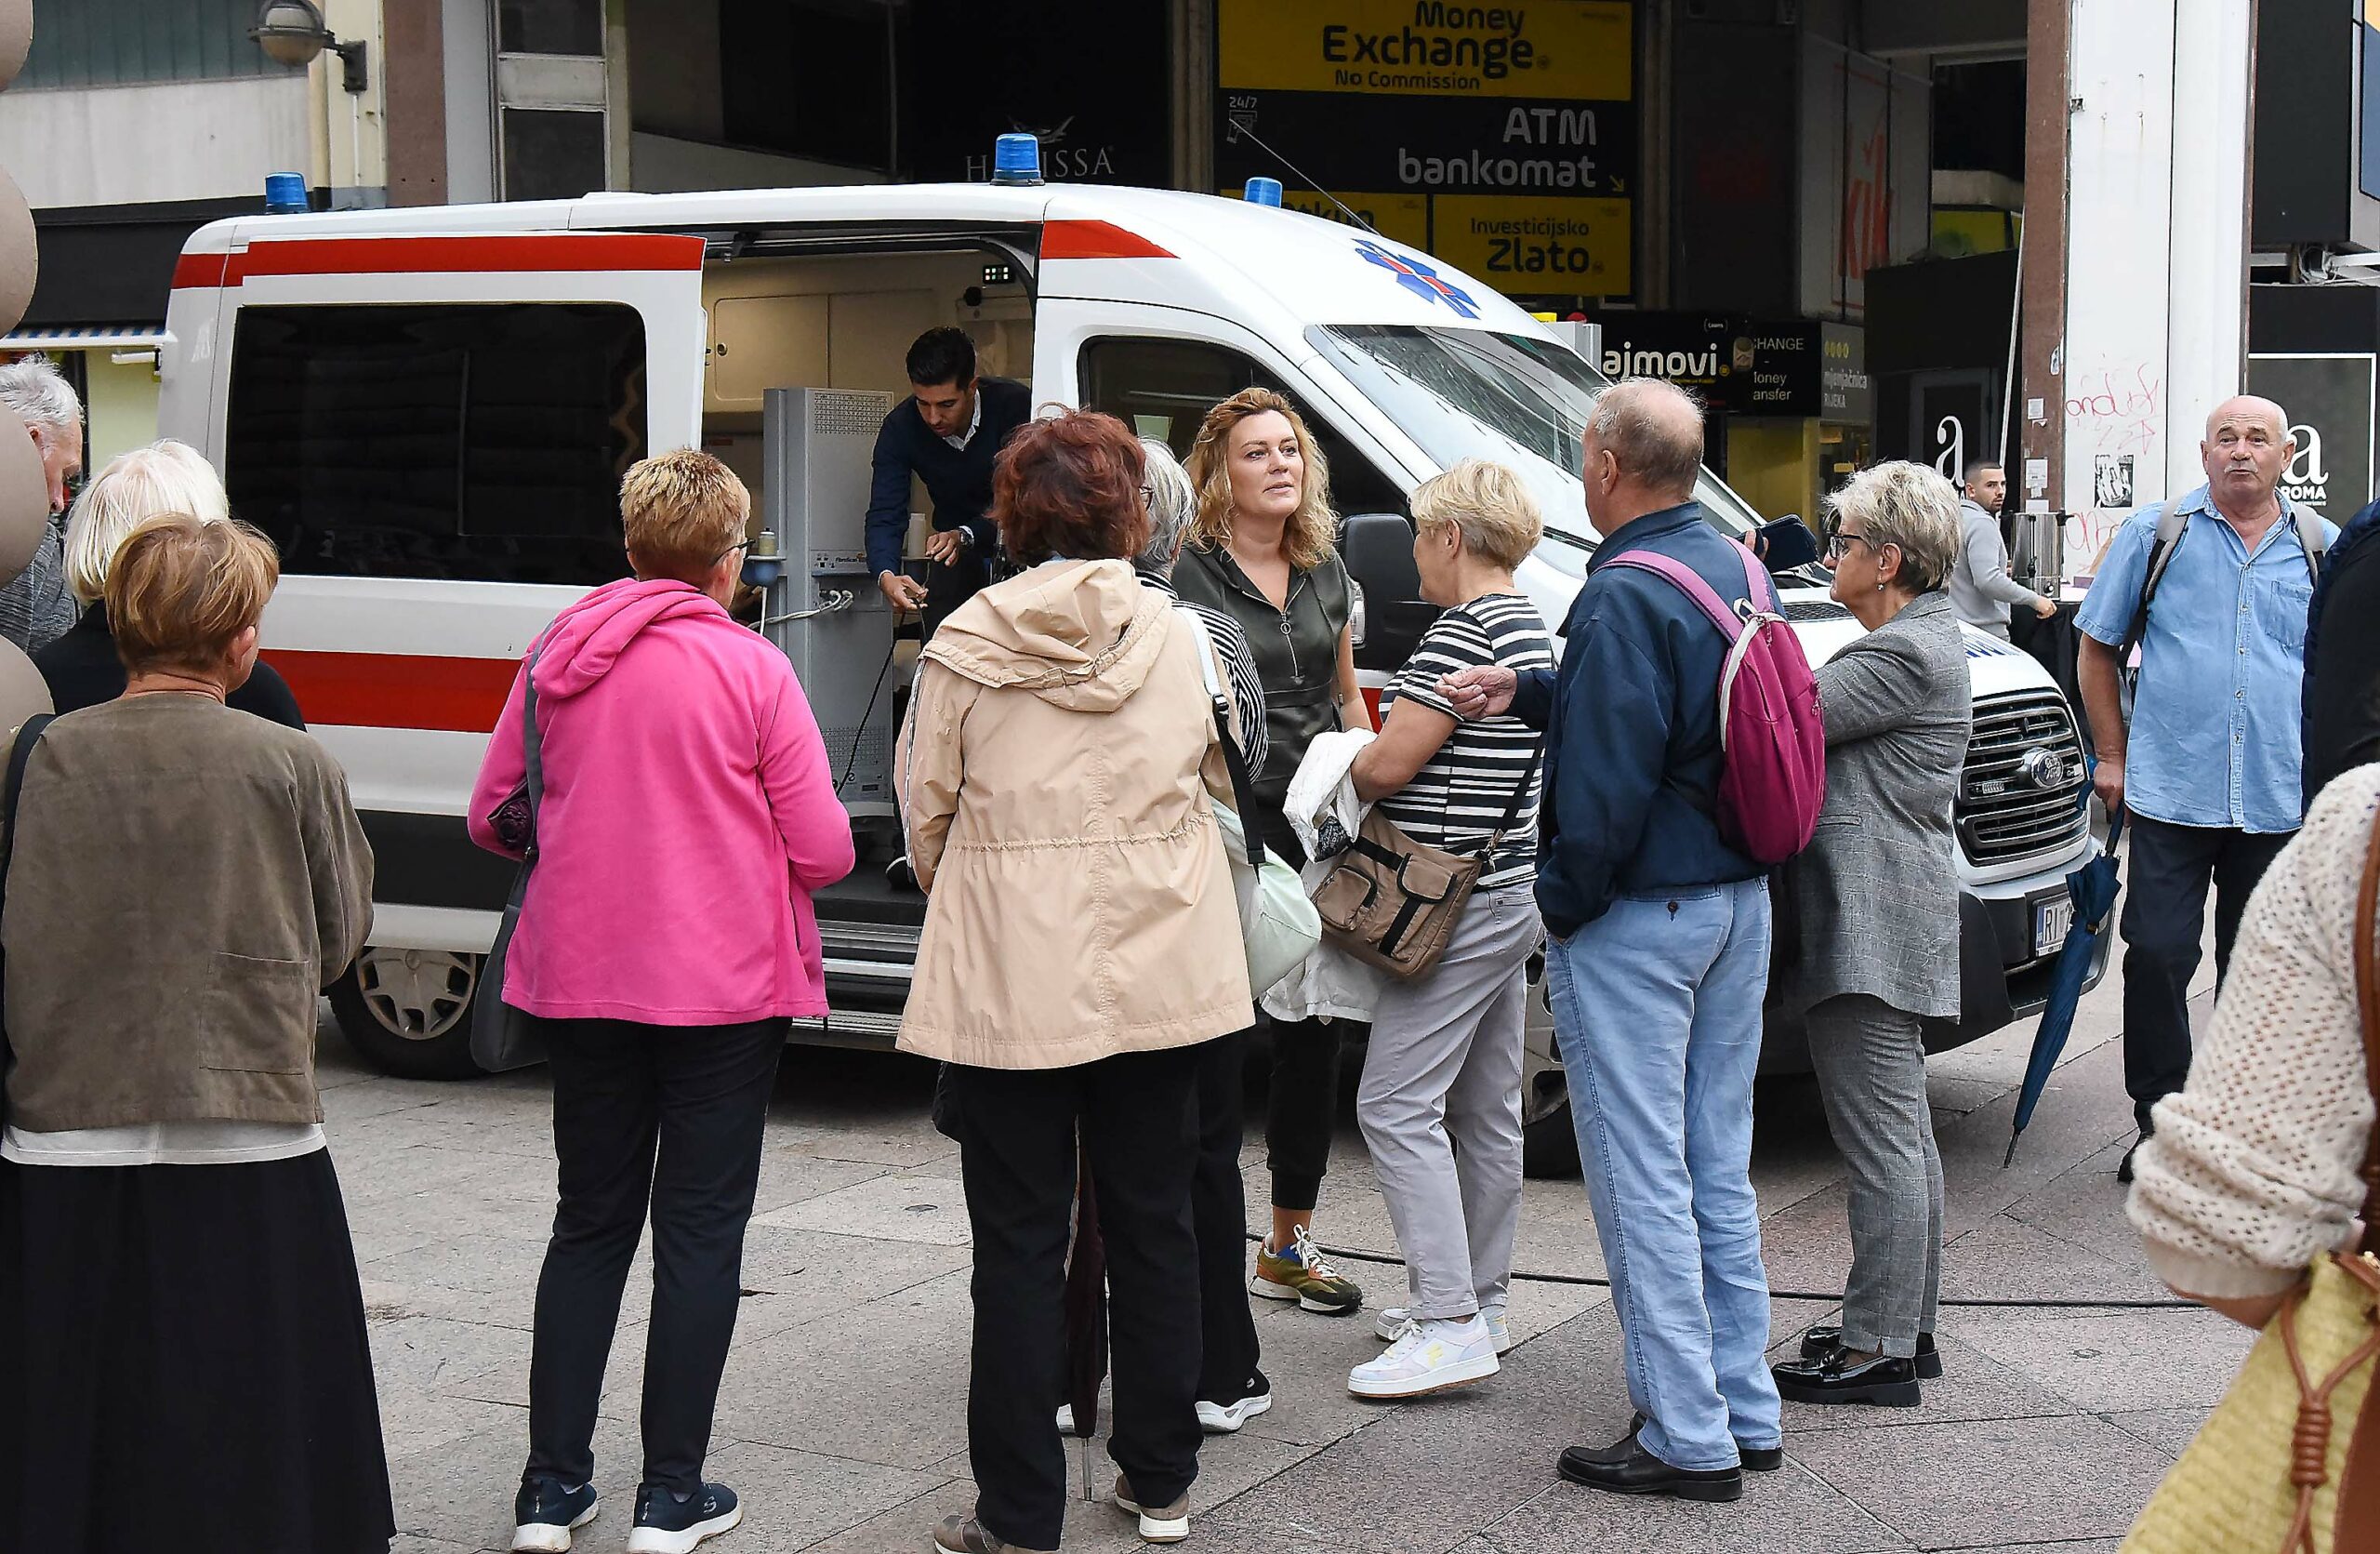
[0,1149,396,1554]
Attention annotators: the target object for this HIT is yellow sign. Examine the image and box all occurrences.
[1430,194,1632,295]
[1222,189,1430,249]
[1218,0,1631,100]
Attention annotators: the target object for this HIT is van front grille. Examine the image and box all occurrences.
[1957,691,2090,867]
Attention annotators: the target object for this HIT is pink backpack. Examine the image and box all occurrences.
[1603,539,1827,865]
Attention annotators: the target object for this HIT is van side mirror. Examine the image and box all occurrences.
[1341,511,1437,671]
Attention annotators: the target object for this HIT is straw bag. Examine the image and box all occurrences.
[2121,803,2380,1554]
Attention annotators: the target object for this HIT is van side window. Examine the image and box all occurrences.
[1078,337,1408,519]
[225,303,647,585]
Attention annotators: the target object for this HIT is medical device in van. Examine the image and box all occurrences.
[158,151,2102,1172]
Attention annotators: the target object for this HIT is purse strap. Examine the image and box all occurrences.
[2354,796,2380,1253]
[520,647,546,858]
[1173,605,1269,873]
[1482,737,1547,855]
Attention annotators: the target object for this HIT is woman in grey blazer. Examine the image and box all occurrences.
[1771,461,1973,1410]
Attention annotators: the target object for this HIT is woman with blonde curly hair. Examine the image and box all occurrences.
[1173,386,1374,1332]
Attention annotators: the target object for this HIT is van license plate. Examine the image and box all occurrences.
[2032,897,2074,958]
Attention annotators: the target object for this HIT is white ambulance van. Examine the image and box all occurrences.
[157,169,2099,1171]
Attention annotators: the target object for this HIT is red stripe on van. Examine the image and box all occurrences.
[195,233,707,286]
[1040,220,1173,260]
[171,252,231,289]
[266,649,519,734]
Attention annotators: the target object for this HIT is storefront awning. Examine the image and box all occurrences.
[1,324,165,351]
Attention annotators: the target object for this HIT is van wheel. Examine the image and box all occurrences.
[1521,1079,1580,1178]
[329,948,486,1080]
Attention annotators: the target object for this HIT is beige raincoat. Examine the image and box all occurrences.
[894,559,1254,1069]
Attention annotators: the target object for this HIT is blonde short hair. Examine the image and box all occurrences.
[64,439,231,604]
[1410,458,1543,570]
[105,513,280,677]
[1825,460,1963,594]
[620,448,749,583]
[1184,388,1339,571]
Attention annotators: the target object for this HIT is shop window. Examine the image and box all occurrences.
[1078,337,1408,519]
[225,303,647,586]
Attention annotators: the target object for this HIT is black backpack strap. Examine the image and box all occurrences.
[2119,498,2190,668]
[3,713,55,869]
[520,650,544,853]
[1483,737,1548,852]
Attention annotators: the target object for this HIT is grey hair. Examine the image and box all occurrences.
[1586,377,1702,498]
[0,354,84,433]
[1826,460,1964,594]
[1135,437,1198,573]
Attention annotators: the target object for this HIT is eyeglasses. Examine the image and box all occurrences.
[709,538,752,569]
[1825,528,1875,561]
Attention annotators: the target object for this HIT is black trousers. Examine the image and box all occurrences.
[1251,797,1345,1214]
[1194,1030,1263,1404]
[2120,816,2293,1131]
[952,1046,1203,1553]
[525,1016,786,1496]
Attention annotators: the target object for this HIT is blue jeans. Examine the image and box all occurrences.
[1544,879,1779,1471]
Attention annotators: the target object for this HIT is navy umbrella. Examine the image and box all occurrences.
[2003,804,2126,1168]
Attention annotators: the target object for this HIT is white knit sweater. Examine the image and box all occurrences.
[2126,764,2380,1299]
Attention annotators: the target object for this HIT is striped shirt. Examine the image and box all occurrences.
[1377,593,1552,889]
[1139,569,1268,776]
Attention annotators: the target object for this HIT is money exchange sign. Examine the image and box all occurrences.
[1216,1,1637,298]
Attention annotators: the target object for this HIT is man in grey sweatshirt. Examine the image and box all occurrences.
[1947,460,2056,638]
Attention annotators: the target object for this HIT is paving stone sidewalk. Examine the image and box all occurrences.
[345,953,2234,1554]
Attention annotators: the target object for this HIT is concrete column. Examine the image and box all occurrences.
[2059,0,2254,562]
[384,0,448,205]
[2017,0,2068,511]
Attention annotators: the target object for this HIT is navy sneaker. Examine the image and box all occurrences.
[511,1476,599,1553]
[628,1481,743,1554]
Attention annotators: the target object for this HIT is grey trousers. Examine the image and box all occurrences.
[1804,992,1944,1358]
[1355,885,1540,1322]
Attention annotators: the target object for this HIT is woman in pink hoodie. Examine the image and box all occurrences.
[468,448,854,1554]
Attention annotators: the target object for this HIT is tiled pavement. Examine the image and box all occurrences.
[341,944,2233,1554]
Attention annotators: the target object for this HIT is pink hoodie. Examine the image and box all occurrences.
[468,578,855,1025]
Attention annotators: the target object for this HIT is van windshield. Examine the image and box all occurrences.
[1306,324,1765,574]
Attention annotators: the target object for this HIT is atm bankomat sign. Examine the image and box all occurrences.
[1215,0,1636,298]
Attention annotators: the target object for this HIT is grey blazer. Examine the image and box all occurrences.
[1782,590,1973,1019]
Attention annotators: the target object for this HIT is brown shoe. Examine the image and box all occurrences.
[1110,1475,1190,1544]
[932,1513,1053,1553]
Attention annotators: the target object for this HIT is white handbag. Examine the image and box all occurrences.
[1176,607,1322,997]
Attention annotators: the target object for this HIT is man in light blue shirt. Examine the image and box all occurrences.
[2075,395,2336,1183]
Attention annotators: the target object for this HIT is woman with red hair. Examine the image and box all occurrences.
[895,407,1253,1554]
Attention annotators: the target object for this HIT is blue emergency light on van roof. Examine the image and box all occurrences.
[991,134,1043,186]
[1244,178,1284,207]
[264,172,307,214]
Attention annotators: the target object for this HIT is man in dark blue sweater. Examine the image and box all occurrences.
[866,327,1033,640]
[2303,495,2380,811]
[1442,379,1779,1504]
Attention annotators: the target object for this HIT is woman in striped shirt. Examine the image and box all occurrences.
[1345,459,1553,1401]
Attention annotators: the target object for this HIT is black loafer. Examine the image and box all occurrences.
[1798,1326,1943,1380]
[1627,1410,1780,1471]
[1558,1435,1742,1502]
[1772,1349,1921,1407]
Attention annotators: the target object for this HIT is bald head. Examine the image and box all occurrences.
[2200,394,2294,518]
[2205,395,2288,442]
[1586,378,1704,501]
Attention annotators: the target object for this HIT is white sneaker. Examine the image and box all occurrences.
[1374,1306,1513,1354]
[1195,1375,1272,1433]
[1112,1476,1189,1544]
[1347,1315,1501,1399]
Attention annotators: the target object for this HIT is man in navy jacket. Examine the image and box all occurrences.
[1442,379,1779,1503]
[2303,495,2380,811]
[866,327,1032,641]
